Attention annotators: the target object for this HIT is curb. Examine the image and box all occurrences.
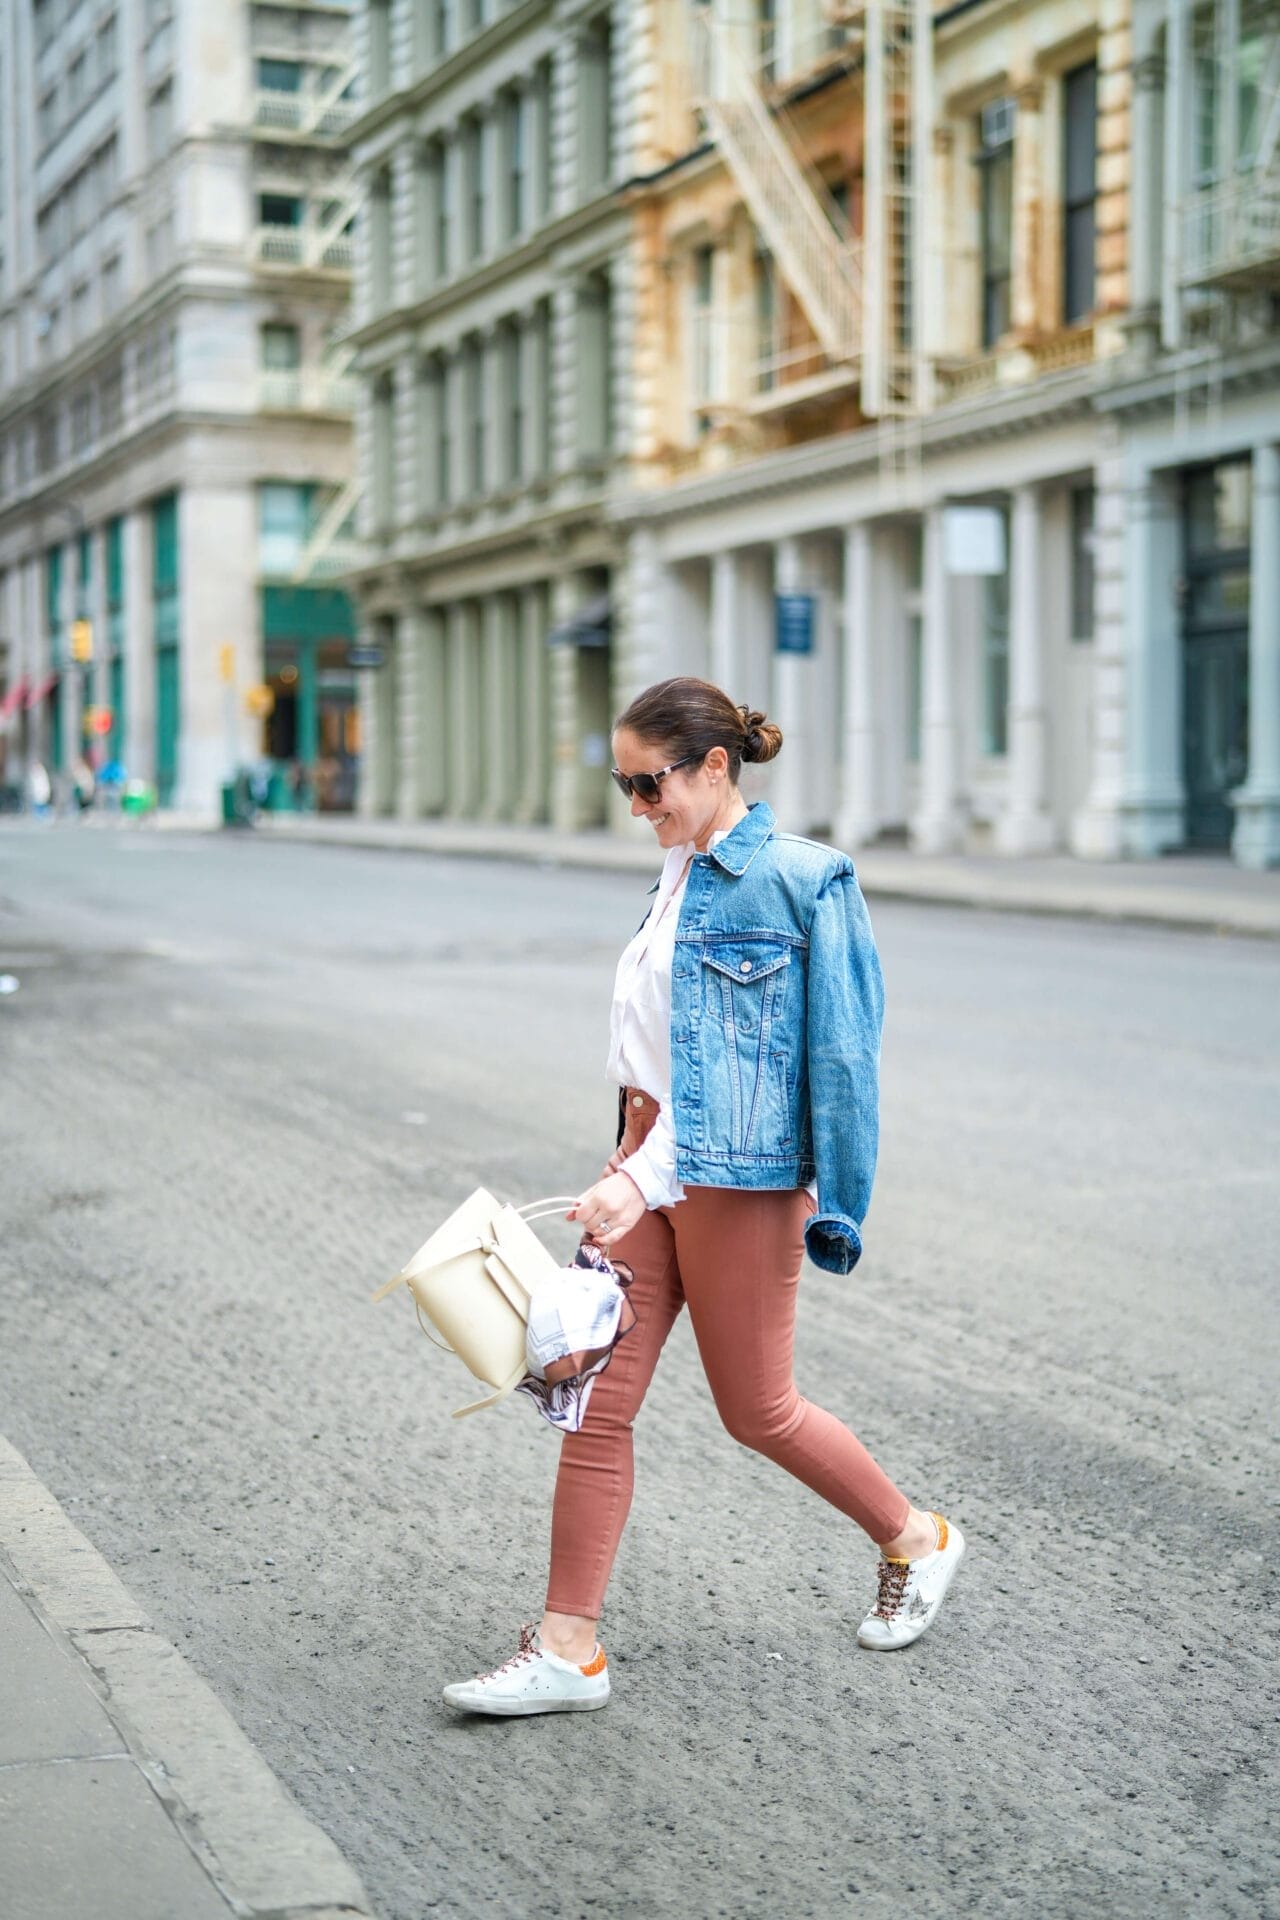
[0,1436,376,1920]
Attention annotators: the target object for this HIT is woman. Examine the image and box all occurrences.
[444,678,964,1716]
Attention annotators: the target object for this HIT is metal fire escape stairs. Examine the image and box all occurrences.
[691,1,930,422]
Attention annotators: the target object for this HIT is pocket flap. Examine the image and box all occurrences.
[701,942,791,984]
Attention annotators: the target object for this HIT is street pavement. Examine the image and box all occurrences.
[0,820,1277,1920]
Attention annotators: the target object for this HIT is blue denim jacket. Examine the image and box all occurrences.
[662,801,884,1276]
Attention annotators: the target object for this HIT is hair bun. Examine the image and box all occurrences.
[738,705,783,765]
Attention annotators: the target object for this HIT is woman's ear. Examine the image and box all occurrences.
[704,745,730,783]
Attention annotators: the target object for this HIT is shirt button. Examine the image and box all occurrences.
[740,961,752,973]
[632,1094,644,1107]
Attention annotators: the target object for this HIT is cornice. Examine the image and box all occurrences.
[611,368,1100,524]
[1092,338,1280,419]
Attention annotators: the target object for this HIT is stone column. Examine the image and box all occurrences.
[411,605,448,815]
[445,601,482,817]
[176,486,256,814]
[549,573,582,832]
[394,606,420,820]
[1010,77,1043,340]
[911,504,964,852]
[996,485,1056,853]
[121,511,154,783]
[1121,473,1184,855]
[1232,443,1280,867]
[1071,454,1128,858]
[709,549,739,694]
[1161,0,1191,349]
[515,584,550,824]
[770,537,818,834]
[480,594,519,820]
[835,520,880,849]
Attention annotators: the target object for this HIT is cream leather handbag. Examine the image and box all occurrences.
[373,1191,580,1418]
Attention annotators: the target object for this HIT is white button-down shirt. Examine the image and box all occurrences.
[607,835,815,1211]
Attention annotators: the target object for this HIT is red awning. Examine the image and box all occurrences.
[25,673,59,709]
[0,677,28,721]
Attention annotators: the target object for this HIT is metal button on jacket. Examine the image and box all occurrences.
[740,960,752,973]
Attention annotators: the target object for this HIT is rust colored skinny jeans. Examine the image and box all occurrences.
[545,1090,911,1619]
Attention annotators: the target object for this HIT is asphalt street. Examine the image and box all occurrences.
[1,822,1277,1920]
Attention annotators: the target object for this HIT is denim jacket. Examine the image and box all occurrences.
[659,801,884,1276]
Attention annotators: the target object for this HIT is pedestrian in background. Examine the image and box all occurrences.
[444,677,965,1716]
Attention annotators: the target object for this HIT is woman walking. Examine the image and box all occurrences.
[444,678,964,1716]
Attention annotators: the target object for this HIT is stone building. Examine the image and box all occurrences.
[0,0,360,811]
[346,0,634,831]
[353,0,1279,866]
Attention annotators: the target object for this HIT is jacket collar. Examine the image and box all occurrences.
[705,802,776,877]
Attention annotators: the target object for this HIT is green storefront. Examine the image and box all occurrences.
[261,583,357,811]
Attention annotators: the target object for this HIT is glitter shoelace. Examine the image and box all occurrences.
[477,1623,538,1681]
[871,1558,911,1622]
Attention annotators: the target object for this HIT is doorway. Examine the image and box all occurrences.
[1182,460,1251,849]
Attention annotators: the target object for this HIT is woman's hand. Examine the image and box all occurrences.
[568,1170,646,1248]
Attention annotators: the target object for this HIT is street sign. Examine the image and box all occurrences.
[348,646,385,669]
[775,593,815,655]
[70,618,93,662]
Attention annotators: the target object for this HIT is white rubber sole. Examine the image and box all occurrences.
[442,1687,610,1717]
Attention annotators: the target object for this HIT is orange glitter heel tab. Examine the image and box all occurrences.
[579,1645,608,1678]
[932,1513,949,1554]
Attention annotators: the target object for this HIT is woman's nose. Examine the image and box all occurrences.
[630,791,650,818]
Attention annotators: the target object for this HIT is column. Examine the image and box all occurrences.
[910,504,964,852]
[394,606,419,820]
[549,573,582,832]
[1121,473,1184,854]
[175,487,257,812]
[445,601,481,816]
[996,486,1056,853]
[1232,443,1280,868]
[480,594,519,820]
[1010,77,1044,339]
[835,521,880,849]
[121,511,154,783]
[1071,456,1128,857]
[709,550,739,693]
[414,605,448,815]
[514,585,550,824]
[89,524,111,748]
[770,537,818,833]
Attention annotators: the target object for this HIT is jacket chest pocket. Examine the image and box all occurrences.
[700,941,793,1152]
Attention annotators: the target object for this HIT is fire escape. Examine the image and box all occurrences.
[689,0,931,418]
[1174,0,1280,304]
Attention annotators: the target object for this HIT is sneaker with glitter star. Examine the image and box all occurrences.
[857,1513,966,1651]
[442,1624,611,1716]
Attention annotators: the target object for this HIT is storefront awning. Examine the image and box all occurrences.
[547,594,611,649]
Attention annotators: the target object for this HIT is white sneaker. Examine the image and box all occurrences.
[442,1624,611,1716]
[857,1513,966,1651]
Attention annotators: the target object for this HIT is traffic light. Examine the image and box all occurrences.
[70,619,93,663]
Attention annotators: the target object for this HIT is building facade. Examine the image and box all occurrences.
[346,0,635,831]
[0,0,361,812]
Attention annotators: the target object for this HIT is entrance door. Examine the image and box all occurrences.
[1182,461,1251,849]
[155,645,179,806]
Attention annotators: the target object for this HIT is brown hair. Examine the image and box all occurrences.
[614,677,782,785]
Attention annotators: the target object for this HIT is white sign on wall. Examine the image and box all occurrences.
[943,505,1007,576]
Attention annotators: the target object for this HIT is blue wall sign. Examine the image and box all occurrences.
[775,592,815,655]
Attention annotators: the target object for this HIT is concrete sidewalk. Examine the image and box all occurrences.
[242,813,1280,939]
[0,1437,374,1920]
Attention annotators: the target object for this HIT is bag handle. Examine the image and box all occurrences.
[513,1196,582,1225]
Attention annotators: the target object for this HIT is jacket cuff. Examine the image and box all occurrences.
[804,1213,864,1275]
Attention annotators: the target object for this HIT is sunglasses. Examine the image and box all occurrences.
[609,753,702,805]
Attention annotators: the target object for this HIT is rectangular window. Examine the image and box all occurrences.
[107,518,124,610]
[1069,483,1096,640]
[463,336,485,494]
[505,89,529,239]
[147,80,174,163]
[257,57,302,93]
[259,481,313,573]
[755,248,777,392]
[692,244,715,417]
[101,362,124,437]
[437,357,453,503]
[977,98,1015,348]
[502,320,523,483]
[368,0,392,94]
[436,140,453,278]
[96,15,119,85]
[261,323,301,369]
[464,116,485,259]
[1062,63,1097,325]
[416,356,441,507]
[1192,3,1219,184]
[577,269,613,461]
[259,193,302,229]
[371,377,395,531]
[370,169,392,306]
[434,0,455,59]
[577,13,614,199]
